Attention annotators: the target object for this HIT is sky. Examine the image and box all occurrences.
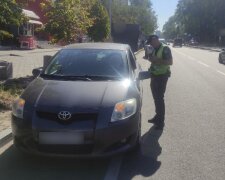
[151,0,179,31]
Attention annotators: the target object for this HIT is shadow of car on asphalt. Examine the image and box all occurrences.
[0,144,109,180]
[118,125,163,180]
[0,126,163,180]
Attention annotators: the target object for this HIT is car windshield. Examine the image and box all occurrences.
[43,49,128,79]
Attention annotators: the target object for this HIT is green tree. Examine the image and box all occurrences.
[111,0,157,35]
[163,15,179,39]
[88,1,110,41]
[130,0,152,8]
[42,0,94,44]
[136,6,157,35]
[100,0,109,9]
[0,0,25,40]
[111,0,137,24]
[164,0,225,44]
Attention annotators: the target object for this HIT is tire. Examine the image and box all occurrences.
[219,57,222,64]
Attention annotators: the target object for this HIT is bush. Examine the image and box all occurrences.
[0,76,34,110]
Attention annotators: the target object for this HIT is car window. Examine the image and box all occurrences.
[128,50,137,71]
[44,49,129,78]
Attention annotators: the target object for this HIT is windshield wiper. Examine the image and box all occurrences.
[61,75,92,81]
[40,74,123,81]
[78,75,123,80]
[40,74,62,79]
[40,74,92,81]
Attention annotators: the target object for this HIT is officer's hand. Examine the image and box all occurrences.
[149,56,158,63]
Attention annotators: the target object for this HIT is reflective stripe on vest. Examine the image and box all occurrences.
[150,44,170,76]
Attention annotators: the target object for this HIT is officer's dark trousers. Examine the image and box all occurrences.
[150,75,169,127]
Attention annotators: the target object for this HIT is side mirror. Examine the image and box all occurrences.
[222,48,225,51]
[32,67,43,77]
[43,55,53,69]
[138,71,151,80]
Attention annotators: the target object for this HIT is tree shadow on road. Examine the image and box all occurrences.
[118,126,163,180]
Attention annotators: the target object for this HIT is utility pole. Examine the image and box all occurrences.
[109,0,112,38]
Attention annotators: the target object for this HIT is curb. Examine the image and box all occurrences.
[197,47,221,52]
[186,46,222,52]
[0,129,12,147]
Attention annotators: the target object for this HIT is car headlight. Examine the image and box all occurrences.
[12,98,25,119]
[111,98,137,122]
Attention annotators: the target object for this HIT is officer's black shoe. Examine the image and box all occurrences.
[148,117,157,124]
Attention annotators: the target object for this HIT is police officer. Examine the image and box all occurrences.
[147,35,173,130]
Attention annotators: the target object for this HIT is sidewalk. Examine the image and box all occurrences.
[0,48,59,78]
[0,111,11,145]
[0,41,62,51]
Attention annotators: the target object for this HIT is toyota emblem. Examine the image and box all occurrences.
[58,111,72,121]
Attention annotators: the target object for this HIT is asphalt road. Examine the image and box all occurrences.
[119,46,225,180]
[0,46,225,180]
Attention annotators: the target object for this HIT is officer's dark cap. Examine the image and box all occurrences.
[147,35,159,43]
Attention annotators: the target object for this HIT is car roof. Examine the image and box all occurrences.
[64,43,130,51]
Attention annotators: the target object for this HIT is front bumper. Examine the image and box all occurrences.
[11,114,140,158]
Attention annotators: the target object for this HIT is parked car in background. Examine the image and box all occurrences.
[188,39,199,46]
[11,43,150,157]
[159,38,169,45]
[219,48,225,64]
[173,38,183,47]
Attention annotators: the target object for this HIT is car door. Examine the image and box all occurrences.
[128,48,143,96]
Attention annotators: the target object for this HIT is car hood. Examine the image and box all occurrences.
[22,78,132,113]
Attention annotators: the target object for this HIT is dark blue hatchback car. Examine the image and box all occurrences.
[11,43,149,157]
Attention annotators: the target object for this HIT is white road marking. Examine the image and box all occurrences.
[173,50,187,57]
[173,49,199,62]
[216,70,225,76]
[104,155,123,180]
[187,56,196,61]
[172,49,196,61]
[197,61,209,67]
[172,48,225,78]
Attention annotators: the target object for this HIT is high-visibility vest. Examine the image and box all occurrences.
[150,44,170,76]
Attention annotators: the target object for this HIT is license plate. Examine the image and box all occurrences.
[39,132,84,145]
